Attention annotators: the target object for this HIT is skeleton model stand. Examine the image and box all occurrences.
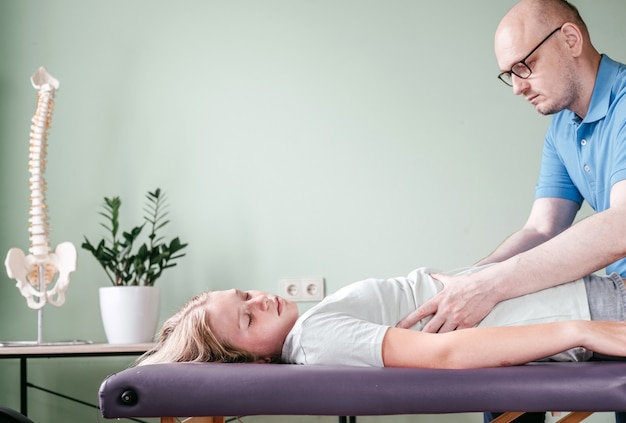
[3,67,82,346]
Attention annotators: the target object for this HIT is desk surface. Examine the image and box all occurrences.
[0,342,153,358]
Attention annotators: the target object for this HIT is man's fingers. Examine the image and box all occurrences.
[422,314,445,333]
[396,300,438,329]
[437,321,459,333]
[396,272,459,332]
[395,310,422,329]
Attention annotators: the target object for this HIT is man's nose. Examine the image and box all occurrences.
[511,75,529,95]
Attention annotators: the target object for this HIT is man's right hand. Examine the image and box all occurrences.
[396,271,499,333]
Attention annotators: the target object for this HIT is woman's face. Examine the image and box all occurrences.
[207,289,299,360]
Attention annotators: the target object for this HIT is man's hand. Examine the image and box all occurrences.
[396,271,498,333]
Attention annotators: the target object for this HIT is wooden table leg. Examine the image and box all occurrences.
[161,417,226,423]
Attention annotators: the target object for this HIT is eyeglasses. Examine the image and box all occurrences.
[497,26,563,87]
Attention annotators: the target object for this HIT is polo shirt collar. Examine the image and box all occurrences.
[583,54,619,124]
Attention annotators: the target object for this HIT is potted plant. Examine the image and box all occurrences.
[82,188,188,344]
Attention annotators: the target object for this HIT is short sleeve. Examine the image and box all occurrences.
[535,127,584,204]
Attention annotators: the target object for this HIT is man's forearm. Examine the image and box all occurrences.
[475,228,554,266]
[476,197,579,267]
[486,206,626,302]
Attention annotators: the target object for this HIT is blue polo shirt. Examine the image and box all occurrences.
[536,55,626,276]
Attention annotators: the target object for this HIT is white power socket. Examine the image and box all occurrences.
[279,277,325,302]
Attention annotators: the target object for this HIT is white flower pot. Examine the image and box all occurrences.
[99,286,160,344]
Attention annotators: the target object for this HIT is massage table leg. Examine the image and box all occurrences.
[555,412,594,423]
[490,412,525,423]
[161,417,225,423]
[159,413,595,423]
[491,411,594,423]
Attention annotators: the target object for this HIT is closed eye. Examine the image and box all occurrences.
[244,292,252,326]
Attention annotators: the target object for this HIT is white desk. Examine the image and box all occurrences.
[0,342,153,417]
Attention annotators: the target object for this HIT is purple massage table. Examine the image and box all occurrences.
[98,361,626,423]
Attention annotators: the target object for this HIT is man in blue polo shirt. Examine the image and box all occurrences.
[398,0,626,421]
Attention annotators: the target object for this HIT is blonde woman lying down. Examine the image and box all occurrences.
[136,266,626,369]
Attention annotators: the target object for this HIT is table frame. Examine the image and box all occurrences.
[0,342,152,417]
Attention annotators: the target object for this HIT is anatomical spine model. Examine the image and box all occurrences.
[5,67,77,310]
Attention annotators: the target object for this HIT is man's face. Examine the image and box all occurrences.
[495,26,578,116]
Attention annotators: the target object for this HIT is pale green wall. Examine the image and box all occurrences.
[0,1,624,422]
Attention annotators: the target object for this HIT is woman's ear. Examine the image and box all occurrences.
[255,356,274,364]
[560,23,583,57]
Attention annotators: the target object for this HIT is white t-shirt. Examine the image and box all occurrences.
[281,267,591,366]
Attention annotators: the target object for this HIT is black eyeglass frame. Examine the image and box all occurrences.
[497,25,563,87]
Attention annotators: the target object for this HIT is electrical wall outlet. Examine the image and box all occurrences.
[301,277,324,301]
[279,277,324,302]
[280,279,302,301]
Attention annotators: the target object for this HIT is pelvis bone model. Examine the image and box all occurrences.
[4,67,77,310]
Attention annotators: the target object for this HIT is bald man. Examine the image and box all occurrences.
[399,2,626,420]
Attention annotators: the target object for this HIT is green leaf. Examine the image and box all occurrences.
[81,188,188,286]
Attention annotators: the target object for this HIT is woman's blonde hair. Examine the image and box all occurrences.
[135,291,261,366]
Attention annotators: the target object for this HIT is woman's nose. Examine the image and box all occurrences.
[250,295,269,311]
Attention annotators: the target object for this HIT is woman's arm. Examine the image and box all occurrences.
[382,321,626,369]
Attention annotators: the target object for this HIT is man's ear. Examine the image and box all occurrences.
[560,22,583,57]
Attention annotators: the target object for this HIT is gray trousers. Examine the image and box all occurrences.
[584,272,626,322]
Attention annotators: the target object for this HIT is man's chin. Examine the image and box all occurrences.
[533,102,557,116]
